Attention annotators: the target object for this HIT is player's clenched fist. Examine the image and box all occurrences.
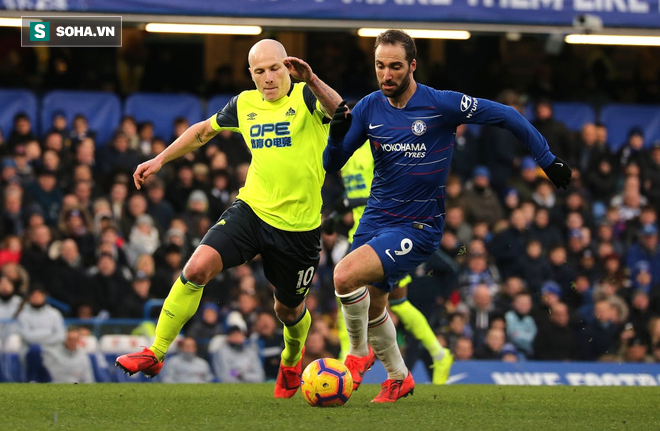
[133,158,163,190]
[330,100,352,140]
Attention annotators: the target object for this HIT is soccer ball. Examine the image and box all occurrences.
[300,358,354,407]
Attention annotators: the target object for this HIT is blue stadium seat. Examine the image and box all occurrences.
[206,94,234,118]
[0,336,5,382]
[600,104,660,151]
[100,334,152,383]
[78,335,112,383]
[41,90,121,147]
[143,299,164,320]
[125,93,203,141]
[552,102,596,132]
[0,89,38,137]
[88,353,112,383]
[47,296,71,315]
[2,334,24,382]
[525,102,596,132]
[1,353,23,382]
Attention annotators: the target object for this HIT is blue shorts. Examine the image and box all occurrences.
[351,219,441,292]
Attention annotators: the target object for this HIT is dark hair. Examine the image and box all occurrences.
[374,29,417,65]
[13,112,29,123]
[456,336,472,344]
[173,117,188,126]
[448,313,464,323]
[113,130,128,141]
[121,115,136,124]
[138,121,153,132]
[534,98,553,109]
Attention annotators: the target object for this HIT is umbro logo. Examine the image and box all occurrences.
[247,112,257,120]
[285,107,296,116]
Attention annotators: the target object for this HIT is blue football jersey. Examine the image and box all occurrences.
[324,84,555,233]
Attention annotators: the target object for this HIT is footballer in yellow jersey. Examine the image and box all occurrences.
[117,39,341,399]
[210,81,328,232]
[340,141,374,243]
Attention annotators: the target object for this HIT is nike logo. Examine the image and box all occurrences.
[369,123,384,129]
[445,372,468,385]
[555,162,563,167]
[385,249,395,262]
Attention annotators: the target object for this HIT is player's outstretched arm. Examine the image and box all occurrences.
[133,119,219,190]
[324,101,355,173]
[283,56,341,117]
[444,91,572,189]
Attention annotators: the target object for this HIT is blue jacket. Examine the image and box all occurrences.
[626,243,660,283]
[505,311,537,356]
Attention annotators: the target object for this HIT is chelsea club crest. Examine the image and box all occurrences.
[411,120,427,136]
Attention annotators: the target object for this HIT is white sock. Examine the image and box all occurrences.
[368,309,408,380]
[336,286,370,357]
[432,345,446,361]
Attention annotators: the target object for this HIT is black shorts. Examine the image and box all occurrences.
[200,200,321,308]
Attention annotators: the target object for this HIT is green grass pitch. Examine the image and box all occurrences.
[1,384,659,430]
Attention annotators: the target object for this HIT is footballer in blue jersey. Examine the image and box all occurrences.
[324,30,572,403]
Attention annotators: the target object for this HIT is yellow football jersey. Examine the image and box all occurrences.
[210,82,329,231]
[340,141,374,243]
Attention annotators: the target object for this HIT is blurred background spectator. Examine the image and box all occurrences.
[161,337,214,383]
[211,325,265,383]
[42,326,95,383]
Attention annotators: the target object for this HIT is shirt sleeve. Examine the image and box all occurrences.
[436,90,555,168]
[210,95,240,132]
[323,99,369,173]
[302,84,329,123]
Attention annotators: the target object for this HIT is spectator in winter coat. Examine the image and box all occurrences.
[161,337,213,383]
[16,285,66,382]
[505,292,537,357]
[533,302,573,361]
[626,223,660,285]
[576,299,621,361]
[212,325,265,383]
[463,166,504,228]
[42,327,95,383]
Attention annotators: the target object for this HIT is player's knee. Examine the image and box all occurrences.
[182,256,215,285]
[333,265,355,295]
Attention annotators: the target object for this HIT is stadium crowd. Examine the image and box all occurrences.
[0,85,660,383]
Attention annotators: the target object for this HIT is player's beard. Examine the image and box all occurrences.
[380,72,412,99]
